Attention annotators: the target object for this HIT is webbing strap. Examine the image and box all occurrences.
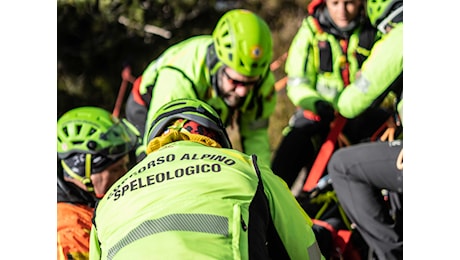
[303,115,347,192]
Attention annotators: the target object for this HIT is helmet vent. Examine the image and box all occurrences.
[62,127,69,137]
[113,130,121,137]
[76,125,83,135]
[89,128,97,136]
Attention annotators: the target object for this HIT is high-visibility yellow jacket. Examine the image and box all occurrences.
[90,141,324,260]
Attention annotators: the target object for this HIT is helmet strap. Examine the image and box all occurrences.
[61,154,95,192]
[213,67,224,97]
[206,43,220,74]
[206,43,224,96]
[376,5,403,34]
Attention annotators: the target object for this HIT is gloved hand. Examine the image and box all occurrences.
[315,100,335,123]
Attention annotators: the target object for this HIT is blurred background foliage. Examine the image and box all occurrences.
[57,0,311,154]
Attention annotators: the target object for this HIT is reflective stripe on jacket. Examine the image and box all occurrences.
[90,141,323,260]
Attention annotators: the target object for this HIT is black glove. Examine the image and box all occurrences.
[315,100,335,123]
[288,109,317,128]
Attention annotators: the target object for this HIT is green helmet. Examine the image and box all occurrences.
[146,98,232,149]
[212,9,273,77]
[367,0,402,27]
[57,106,138,160]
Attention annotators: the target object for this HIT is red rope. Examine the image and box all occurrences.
[303,115,347,192]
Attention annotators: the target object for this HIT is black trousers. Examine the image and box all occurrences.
[271,107,390,188]
[328,140,403,260]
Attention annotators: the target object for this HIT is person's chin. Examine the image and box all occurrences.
[337,21,350,28]
[95,190,105,198]
[224,96,243,108]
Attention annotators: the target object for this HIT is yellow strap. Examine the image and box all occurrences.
[61,156,94,192]
[146,129,222,154]
[57,235,66,260]
[61,160,84,182]
[310,191,353,230]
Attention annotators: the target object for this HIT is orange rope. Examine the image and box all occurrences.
[378,117,398,142]
[270,52,289,92]
[270,52,288,71]
[274,76,288,91]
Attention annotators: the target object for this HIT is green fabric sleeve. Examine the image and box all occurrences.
[285,18,323,111]
[337,24,403,118]
[240,125,271,165]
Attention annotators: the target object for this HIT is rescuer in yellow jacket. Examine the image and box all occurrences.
[271,0,392,189]
[125,9,277,166]
[329,0,403,259]
[57,106,140,260]
[90,98,324,260]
